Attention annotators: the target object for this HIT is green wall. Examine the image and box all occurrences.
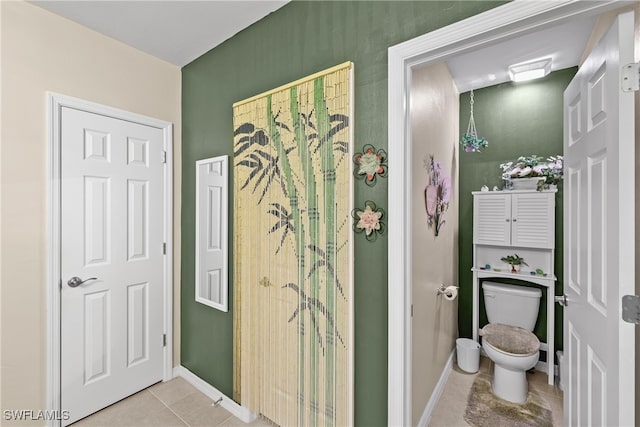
[181,1,505,425]
[457,67,577,357]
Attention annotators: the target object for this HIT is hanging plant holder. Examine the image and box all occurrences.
[461,90,488,153]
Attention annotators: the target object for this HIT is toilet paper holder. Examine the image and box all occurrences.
[436,284,459,299]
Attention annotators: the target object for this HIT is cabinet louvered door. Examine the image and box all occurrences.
[511,193,554,248]
[473,194,510,245]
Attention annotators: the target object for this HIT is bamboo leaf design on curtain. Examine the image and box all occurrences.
[314,76,337,426]
[234,65,351,427]
[267,203,294,254]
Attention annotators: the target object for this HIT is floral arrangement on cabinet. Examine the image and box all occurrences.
[500,155,563,191]
[423,155,451,237]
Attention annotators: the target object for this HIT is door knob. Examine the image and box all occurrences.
[67,276,97,288]
[555,294,568,306]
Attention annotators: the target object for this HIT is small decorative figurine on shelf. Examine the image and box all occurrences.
[500,254,528,273]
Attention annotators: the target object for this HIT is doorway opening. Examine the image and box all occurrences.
[387,1,636,425]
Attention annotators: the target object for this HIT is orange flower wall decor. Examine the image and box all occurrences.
[353,144,387,187]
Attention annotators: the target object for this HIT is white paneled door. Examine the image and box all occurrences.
[61,107,165,425]
[563,11,635,427]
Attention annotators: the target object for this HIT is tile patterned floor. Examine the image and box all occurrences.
[74,359,562,427]
[429,356,564,426]
[72,377,273,427]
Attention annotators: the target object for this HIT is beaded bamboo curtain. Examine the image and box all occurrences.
[232,63,354,426]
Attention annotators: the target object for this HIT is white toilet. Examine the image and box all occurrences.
[481,282,541,404]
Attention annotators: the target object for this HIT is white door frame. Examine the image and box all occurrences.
[46,93,173,426]
[387,1,631,424]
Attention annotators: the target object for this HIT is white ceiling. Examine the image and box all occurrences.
[446,15,597,92]
[32,1,595,84]
[31,1,289,67]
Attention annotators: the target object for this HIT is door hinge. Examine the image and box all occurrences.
[162,242,166,255]
[411,304,413,317]
[622,63,640,92]
[163,334,167,347]
[162,151,167,163]
[622,295,640,324]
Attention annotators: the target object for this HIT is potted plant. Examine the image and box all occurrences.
[539,155,563,190]
[500,155,563,190]
[501,254,528,273]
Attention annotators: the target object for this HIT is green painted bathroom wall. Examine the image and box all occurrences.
[457,67,578,356]
[181,1,505,425]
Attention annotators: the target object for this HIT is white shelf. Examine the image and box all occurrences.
[471,189,558,195]
[472,268,556,283]
[472,190,557,386]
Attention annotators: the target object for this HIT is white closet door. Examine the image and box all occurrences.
[61,107,165,425]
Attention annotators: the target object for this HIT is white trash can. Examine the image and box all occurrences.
[456,338,481,373]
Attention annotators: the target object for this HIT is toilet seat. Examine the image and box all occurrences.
[481,323,540,355]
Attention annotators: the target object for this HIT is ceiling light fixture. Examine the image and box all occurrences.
[508,58,552,82]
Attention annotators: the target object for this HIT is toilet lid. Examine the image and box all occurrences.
[482,323,540,355]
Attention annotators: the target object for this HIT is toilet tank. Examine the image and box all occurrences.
[482,282,541,331]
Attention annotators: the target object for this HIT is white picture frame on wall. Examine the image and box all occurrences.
[195,155,229,312]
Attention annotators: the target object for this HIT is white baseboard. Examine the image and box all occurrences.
[173,366,256,423]
[417,349,456,427]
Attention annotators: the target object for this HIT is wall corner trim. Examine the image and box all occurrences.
[416,349,455,427]
[173,366,257,423]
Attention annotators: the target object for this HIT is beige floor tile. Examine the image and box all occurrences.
[149,377,200,406]
[440,373,474,401]
[217,415,275,427]
[428,398,470,427]
[428,369,474,426]
[548,394,564,427]
[528,370,564,406]
[72,390,187,427]
[169,391,234,427]
[478,356,491,373]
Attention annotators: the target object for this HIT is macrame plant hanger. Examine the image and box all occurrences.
[461,90,488,153]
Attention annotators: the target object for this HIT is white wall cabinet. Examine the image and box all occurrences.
[473,191,555,248]
[472,189,557,385]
